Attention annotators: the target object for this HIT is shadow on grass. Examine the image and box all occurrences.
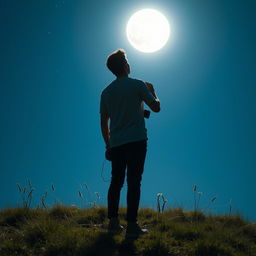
[118,236,138,256]
[84,232,138,256]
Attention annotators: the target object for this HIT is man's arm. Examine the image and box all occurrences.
[145,82,161,113]
[100,112,110,148]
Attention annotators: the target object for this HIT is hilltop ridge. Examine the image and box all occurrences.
[0,205,255,256]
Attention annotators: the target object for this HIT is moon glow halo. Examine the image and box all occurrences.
[126,9,170,53]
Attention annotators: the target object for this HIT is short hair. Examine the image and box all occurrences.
[106,49,127,76]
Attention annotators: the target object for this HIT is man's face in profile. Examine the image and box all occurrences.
[124,58,130,75]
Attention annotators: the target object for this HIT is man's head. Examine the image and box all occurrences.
[106,49,130,77]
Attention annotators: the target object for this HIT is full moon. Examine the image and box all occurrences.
[126,9,170,53]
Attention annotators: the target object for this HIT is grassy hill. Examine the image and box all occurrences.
[0,205,255,256]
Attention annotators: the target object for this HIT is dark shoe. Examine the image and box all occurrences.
[125,222,148,239]
[107,218,124,234]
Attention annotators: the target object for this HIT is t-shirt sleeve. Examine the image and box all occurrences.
[138,81,155,106]
[100,92,108,115]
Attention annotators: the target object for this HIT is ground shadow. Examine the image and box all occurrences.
[118,235,138,256]
[82,232,138,256]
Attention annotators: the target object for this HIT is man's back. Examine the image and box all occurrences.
[100,77,155,148]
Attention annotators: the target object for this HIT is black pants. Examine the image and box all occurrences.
[107,139,147,222]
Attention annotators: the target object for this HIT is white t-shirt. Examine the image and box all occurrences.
[100,77,155,148]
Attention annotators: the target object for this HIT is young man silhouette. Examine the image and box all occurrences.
[100,49,160,237]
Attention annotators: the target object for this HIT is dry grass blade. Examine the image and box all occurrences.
[17,183,22,193]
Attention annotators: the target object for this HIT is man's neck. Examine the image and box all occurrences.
[116,74,128,79]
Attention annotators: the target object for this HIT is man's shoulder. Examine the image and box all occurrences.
[125,78,145,91]
[128,77,144,85]
[101,77,145,95]
[101,81,114,95]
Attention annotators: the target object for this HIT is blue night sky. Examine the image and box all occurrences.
[1,0,255,221]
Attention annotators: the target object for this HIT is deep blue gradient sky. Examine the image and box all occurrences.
[1,0,255,221]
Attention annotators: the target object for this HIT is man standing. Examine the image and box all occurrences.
[100,49,160,237]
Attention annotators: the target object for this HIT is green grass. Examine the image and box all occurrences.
[0,205,255,256]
